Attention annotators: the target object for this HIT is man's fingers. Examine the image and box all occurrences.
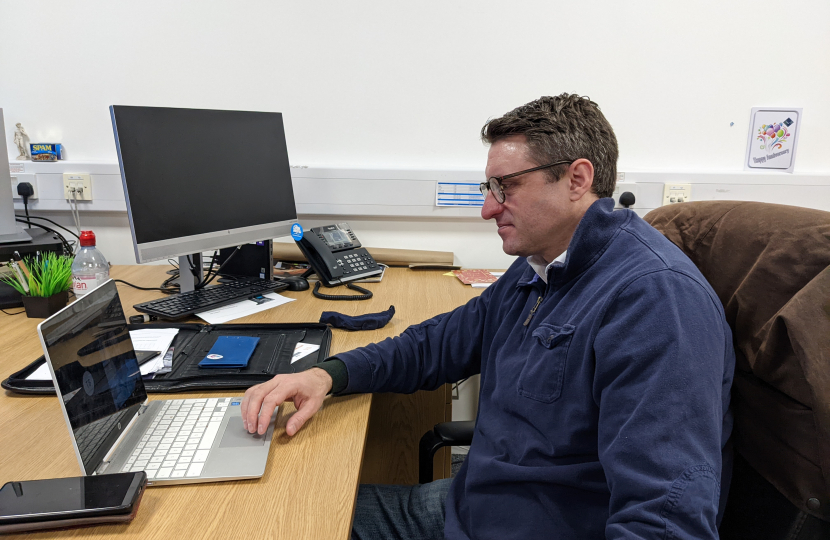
[257,389,291,434]
[241,371,330,435]
[242,377,285,433]
[286,396,324,437]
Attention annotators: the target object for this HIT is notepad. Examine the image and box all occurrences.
[198,336,260,369]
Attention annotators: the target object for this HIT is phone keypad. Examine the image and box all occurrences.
[340,252,376,274]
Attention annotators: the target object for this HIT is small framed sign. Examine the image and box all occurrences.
[745,107,802,173]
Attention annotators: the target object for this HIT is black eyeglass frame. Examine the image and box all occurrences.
[479,160,574,204]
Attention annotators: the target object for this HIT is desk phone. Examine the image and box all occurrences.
[296,223,382,286]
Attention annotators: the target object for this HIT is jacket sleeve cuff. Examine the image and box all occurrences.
[314,358,348,395]
[335,348,376,394]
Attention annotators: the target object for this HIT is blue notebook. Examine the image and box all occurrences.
[198,336,260,369]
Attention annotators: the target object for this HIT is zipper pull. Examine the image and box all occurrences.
[523,295,543,326]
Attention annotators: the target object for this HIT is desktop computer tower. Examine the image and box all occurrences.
[216,240,274,281]
[0,229,65,308]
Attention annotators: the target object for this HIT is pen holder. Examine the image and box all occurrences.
[21,291,69,319]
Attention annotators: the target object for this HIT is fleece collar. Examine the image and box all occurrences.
[516,198,631,289]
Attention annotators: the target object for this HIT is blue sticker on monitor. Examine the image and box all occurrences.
[290,223,304,241]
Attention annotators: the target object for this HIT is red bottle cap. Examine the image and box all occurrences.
[79,230,96,247]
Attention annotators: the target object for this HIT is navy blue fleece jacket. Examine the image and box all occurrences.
[336,198,734,539]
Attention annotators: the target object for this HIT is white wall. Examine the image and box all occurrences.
[2,0,829,171]
[3,0,830,267]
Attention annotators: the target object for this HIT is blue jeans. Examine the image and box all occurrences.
[351,479,453,540]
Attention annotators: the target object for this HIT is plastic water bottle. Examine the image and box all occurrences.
[71,230,110,297]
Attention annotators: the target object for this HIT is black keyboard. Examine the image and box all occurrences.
[134,278,288,320]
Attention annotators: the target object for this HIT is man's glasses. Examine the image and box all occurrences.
[479,160,573,204]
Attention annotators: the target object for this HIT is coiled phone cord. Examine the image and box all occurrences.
[311,281,373,301]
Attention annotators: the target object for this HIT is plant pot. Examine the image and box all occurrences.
[21,291,69,319]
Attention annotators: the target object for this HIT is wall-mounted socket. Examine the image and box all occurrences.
[613,181,638,209]
[11,173,38,200]
[63,173,93,201]
[662,183,692,205]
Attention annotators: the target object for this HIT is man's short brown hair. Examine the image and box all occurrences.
[481,94,618,199]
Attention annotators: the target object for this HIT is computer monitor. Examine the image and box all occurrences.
[110,106,298,291]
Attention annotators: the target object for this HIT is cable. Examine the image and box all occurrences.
[195,252,218,288]
[185,254,201,289]
[198,247,241,288]
[311,281,373,301]
[14,215,79,239]
[111,278,178,294]
[69,188,82,237]
[14,218,73,255]
[0,308,24,316]
[15,182,35,229]
[451,377,472,399]
[14,218,74,255]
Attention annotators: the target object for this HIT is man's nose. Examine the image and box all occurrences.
[481,190,502,220]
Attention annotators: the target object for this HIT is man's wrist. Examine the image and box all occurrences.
[313,358,348,394]
[310,366,334,394]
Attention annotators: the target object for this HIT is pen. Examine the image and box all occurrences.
[9,261,29,294]
[12,252,32,282]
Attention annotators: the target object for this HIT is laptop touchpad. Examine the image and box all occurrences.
[219,417,266,447]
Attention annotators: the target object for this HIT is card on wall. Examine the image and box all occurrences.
[745,107,802,173]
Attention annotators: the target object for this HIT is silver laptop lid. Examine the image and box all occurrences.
[37,280,147,475]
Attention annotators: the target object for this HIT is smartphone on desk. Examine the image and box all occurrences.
[0,472,147,533]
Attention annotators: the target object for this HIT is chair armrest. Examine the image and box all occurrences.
[418,421,474,484]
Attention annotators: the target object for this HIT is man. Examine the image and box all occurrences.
[243,94,735,539]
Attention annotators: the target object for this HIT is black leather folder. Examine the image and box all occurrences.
[2,322,332,395]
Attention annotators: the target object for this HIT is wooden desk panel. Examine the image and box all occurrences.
[0,266,481,539]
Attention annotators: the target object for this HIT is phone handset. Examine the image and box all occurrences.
[295,223,382,287]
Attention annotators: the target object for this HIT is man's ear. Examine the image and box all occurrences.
[568,159,595,202]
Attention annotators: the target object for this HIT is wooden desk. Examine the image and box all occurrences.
[0,265,482,539]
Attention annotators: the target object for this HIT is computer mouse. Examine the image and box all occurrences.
[280,276,310,291]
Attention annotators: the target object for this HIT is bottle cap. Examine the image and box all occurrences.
[79,230,96,247]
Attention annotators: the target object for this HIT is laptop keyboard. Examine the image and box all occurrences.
[77,412,127,466]
[121,398,231,480]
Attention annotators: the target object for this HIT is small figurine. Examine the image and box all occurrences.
[13,123,29,160]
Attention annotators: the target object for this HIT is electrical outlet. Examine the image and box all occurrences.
[63,173,93,201]
[11,173,38,200]
[662,183,692,205]
[612,181,638,209]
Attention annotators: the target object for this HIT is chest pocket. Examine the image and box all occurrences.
[517,323,575,403]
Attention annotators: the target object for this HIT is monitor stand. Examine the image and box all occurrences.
[0,108,33,245]
[177,253,202,293]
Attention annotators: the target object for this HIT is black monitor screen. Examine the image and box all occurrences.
[111,106,297,261]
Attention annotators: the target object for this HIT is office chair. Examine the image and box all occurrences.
[420,201,830,539]
[645,200,830,539]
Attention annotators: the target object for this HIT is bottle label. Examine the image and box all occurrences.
[73,273,108,297]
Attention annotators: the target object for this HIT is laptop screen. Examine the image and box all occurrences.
[38,280,147,474]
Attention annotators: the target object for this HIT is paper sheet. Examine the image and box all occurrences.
[291,343,320,364]
[25,363,52,381]
[130,328,179,354]
[197,292,295,324]
[130,328,180,376]
[25,329,181,380]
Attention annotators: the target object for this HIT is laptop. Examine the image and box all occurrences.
[36,279,277,486]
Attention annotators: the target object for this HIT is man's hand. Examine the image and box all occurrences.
[241,368,333,436]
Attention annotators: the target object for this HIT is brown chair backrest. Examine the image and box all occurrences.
[644,201,830,519]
